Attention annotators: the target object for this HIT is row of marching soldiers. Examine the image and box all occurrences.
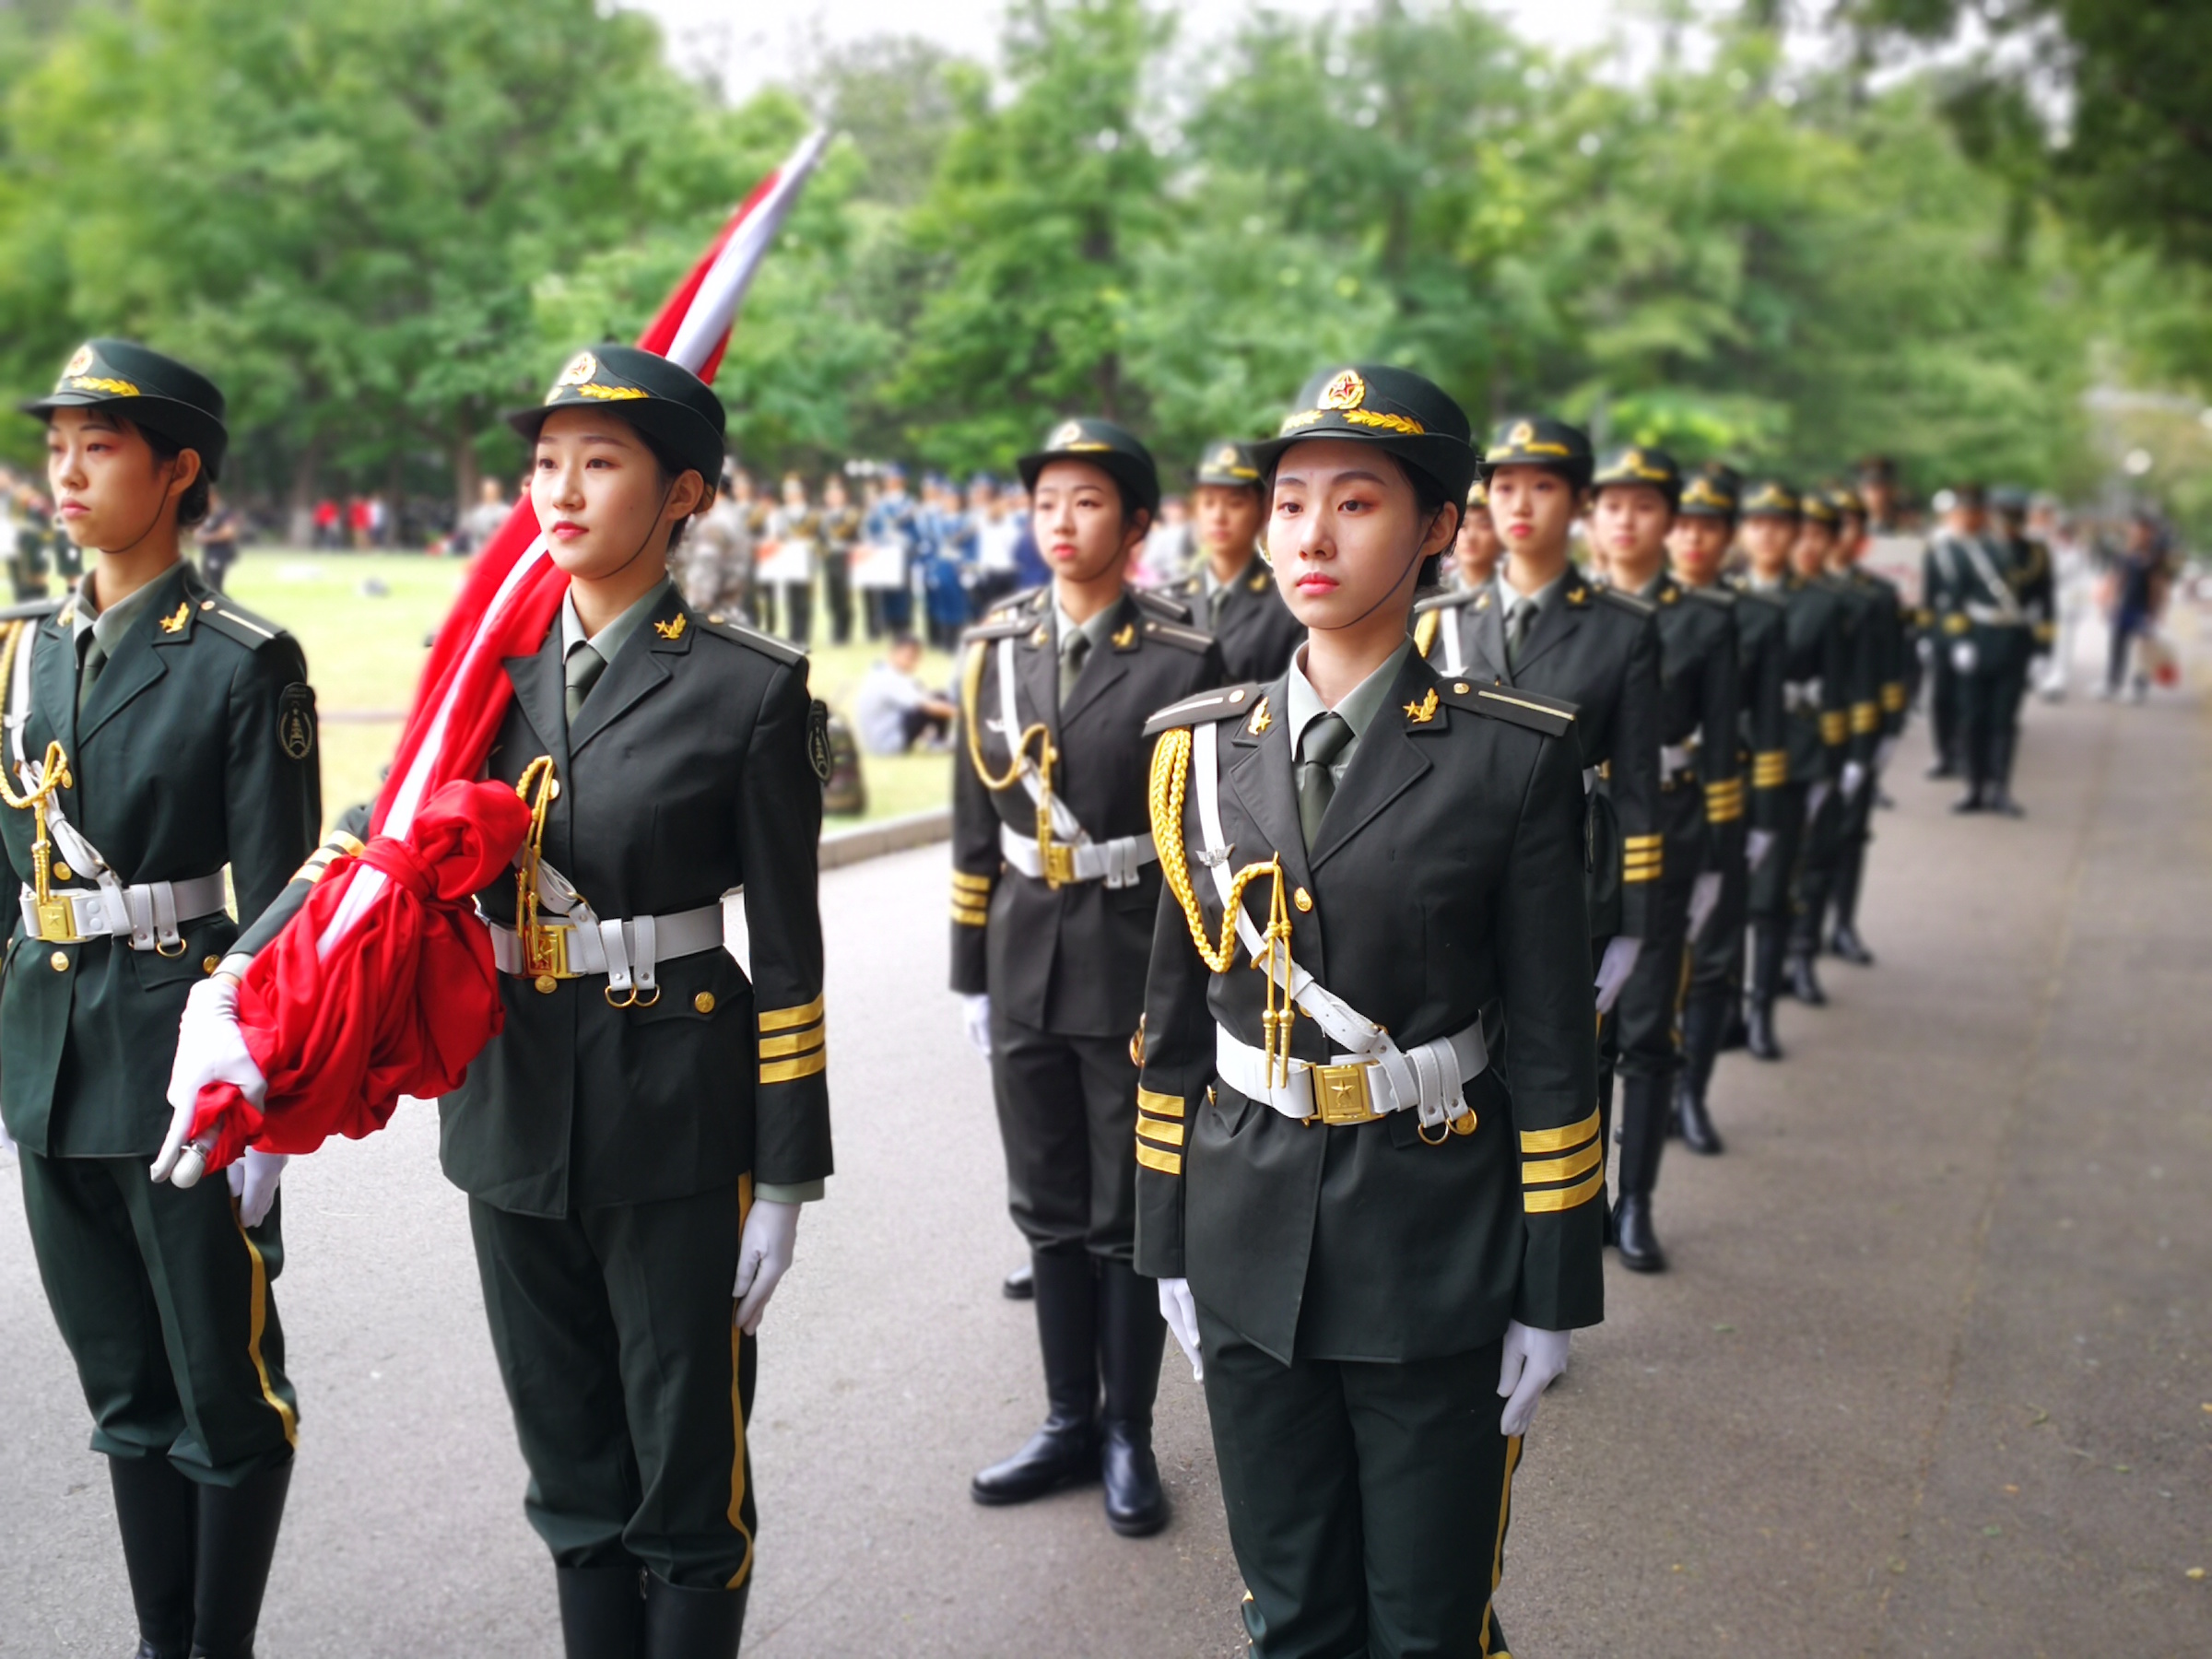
[947,385,1933,1654]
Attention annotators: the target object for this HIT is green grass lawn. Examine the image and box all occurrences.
[223,548,959,830]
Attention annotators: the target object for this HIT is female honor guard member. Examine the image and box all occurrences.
[1414,417,1662,1207]
[1161,440,1305,682]
[1666,463,1785,1150]
[1585,445,1739,1272]
[1734,482,1850,1061]
[6,341,319,1659]
[949,418,1223,1536]
[1136,366,1599,1655]
[1821,486,1909,963]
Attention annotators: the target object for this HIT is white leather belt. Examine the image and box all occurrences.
[1783,677,1823,712]
[1216,1009,1494,1127]
[1964,602,2023,626]
[488,902,723,995]
[998,821,1157,888]
[19,873,228,952]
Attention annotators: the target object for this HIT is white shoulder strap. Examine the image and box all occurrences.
[6,616,37,772]
[1440,608,1465,677]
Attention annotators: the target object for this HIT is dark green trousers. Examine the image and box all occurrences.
[468,1182,757,1595]
[17,1150,297,1484]
[1198,1305,1520,1659]
[1617,787,1702,1080]
[1789,779,1848,954]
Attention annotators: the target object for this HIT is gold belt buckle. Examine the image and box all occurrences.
[522,923,576,981]
[1041,841,1077,888]
[35,895,77,944]
[1312,1063,1374,1125]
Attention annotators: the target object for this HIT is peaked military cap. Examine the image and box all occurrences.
[1677,461,1742,520]
[1800,488,1840,526]
[1827,483,1866,517]
[1945,481,1988,511]
[1467,474,1489,508]
[506,345,726,487]
[1485,415,1594,490]
[23,339,229,481]
[1989,485,2030,516]
[1740,479,1801,520]
[1592,443,1682,508]
[1018,416,1161,515]
[1252,364,1479,502]
[1856,454,1898,485]
[1194,439,1264,490]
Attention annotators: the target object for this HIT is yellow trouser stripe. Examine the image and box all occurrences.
[234,1207,298,1449]
[1479,1434,1523,1657]
[726,1171,756,1590]
[1521,1107,1599,1155]
[758,994,825,1033]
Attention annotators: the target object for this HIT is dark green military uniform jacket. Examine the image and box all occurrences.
[1846,568,1910,738]
[445,589,831,1217]
[1643,575,1743,865]
[1161,558,1306,685]
[1740,573,1851,785]
[0,561,319,1156]
[1414,568,1664,942]
[1926,530,2042,675]
[1134,656,1601,1363]
[1823,572,1886,768]
[949,585,1224,1038]
[1726,585,1790,831]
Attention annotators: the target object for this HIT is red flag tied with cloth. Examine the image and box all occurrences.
[155,131,830,1187]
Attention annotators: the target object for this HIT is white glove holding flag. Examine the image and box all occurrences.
[226,1149,288,1230]
[1593,935,1642,1016]
[157,975,266,1185]
[1951,641,1978,675]
[734,1198,801,1334]
[1498,1321,1571,1436]
[1746,829,1777,872]
[1805,780,1832,828]
[1159,1277,1203,1381]
[1841,760,1867,801]
[1686,872,1724,942]
[959,994,993,1058]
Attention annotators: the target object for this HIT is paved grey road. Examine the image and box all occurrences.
[3,670,2207,1656]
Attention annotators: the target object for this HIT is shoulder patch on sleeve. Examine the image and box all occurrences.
[1131,587,1195,625]
[277,683,316,760]
[806,698,834,782]
[1595,585,1657,617]
[1142,683,1264,738]
[1434,675,1578,739]
[1140,618,1213,653]
[193,599,288,649]
[697,611,807,666]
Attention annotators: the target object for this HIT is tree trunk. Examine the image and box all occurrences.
[286,439,322,548]
[453,415,480,528]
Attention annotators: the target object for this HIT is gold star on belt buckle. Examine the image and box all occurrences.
[1311,1063,1374,1125]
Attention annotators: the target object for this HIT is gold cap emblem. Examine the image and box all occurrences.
[551,351,597,396]
[1319,370,1367,412]
[1214,445,1240,468]
[1049,419,1086,449]
[1509,420,1535,445]
[65,345,94,378]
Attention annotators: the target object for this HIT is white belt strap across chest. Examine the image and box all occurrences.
[994,633,1155,888]
[6,613,227,952]
[1189,719,1485,1131]
[1436,607,1467,677]
[487,850,735,996]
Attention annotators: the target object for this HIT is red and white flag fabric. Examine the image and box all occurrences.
[184,130,830,1172]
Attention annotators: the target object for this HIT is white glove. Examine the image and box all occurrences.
[1804,780,1831,828]
[225,1148,288,1230]
[1874,735,1899,777]
[1841,760,1867,801]
[1685,872,1723,942]
[959,993,993,1058]
[733,1197,801,1335]
[1159,1277,1203,1382]
[1950,641,1978,675]
[1746,829,1777,872]
[1497,1320,1571,1437]
[1592,935,1641,1017]
[156,976,266,1184]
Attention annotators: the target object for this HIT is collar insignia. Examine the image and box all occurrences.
[1248,570,1269,591]
[1475,591,1491,610]
[159,600,190,634]
[653,612,688,641]
[1566,586,1588,605]
[1111,622,1136,649]
[1404,687,1440,724]
[1247,697,1271,735]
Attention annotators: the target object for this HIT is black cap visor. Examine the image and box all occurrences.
[507,399,724,489]
[1016,449,1160,518]
[22,391,228,483]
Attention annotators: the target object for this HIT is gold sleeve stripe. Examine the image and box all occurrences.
[1707,797,1744,823]
[759,994,826,1033]
[1135,1141,1182,1176]
[1136,1117,1185,1147]
[1524,1168,1605,1214]
[1136,1086,1186,1120]
[1522,1138,1603,1186]
[951,869,994,892]
[759,1022,824,1059]
[1622,834,1665,853]
[759,1048,828,1085]
[1521,1107,1600,1155]
[951,903,989,926]
[1819,713,1847,743]
[1622,846,1665,865]
[1881,683,1906,712]
[1850,702,1879,734]
[1622,865,1660,883]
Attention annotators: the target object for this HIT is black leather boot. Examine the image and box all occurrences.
[1675,986,1726,1156]
[1002,1261,1034,1300]
[1951,769,1985,813]
[1746,922,1785,1062]
[110,1454,196,1659]
[559,1565,645,1659]
[641,1573,747,1659]
[187,1456,290,1659]
[1986,733,2025,817]
[1610,1075,1667,1273]
[1783,948,1827,1006]
[1096,1261,1169,1537]
[1828,841,1874,964]
[971,1250,1100,1504]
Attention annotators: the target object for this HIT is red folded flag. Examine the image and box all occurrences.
[189,132,830,1167]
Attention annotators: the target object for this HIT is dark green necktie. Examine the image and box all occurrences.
[1059,627,1090,705]
[1209,582,1231,629]
[1296,712,1353,849]
[77,630,107,712]
[564,641,607,724]
[1504,594,1540,672]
